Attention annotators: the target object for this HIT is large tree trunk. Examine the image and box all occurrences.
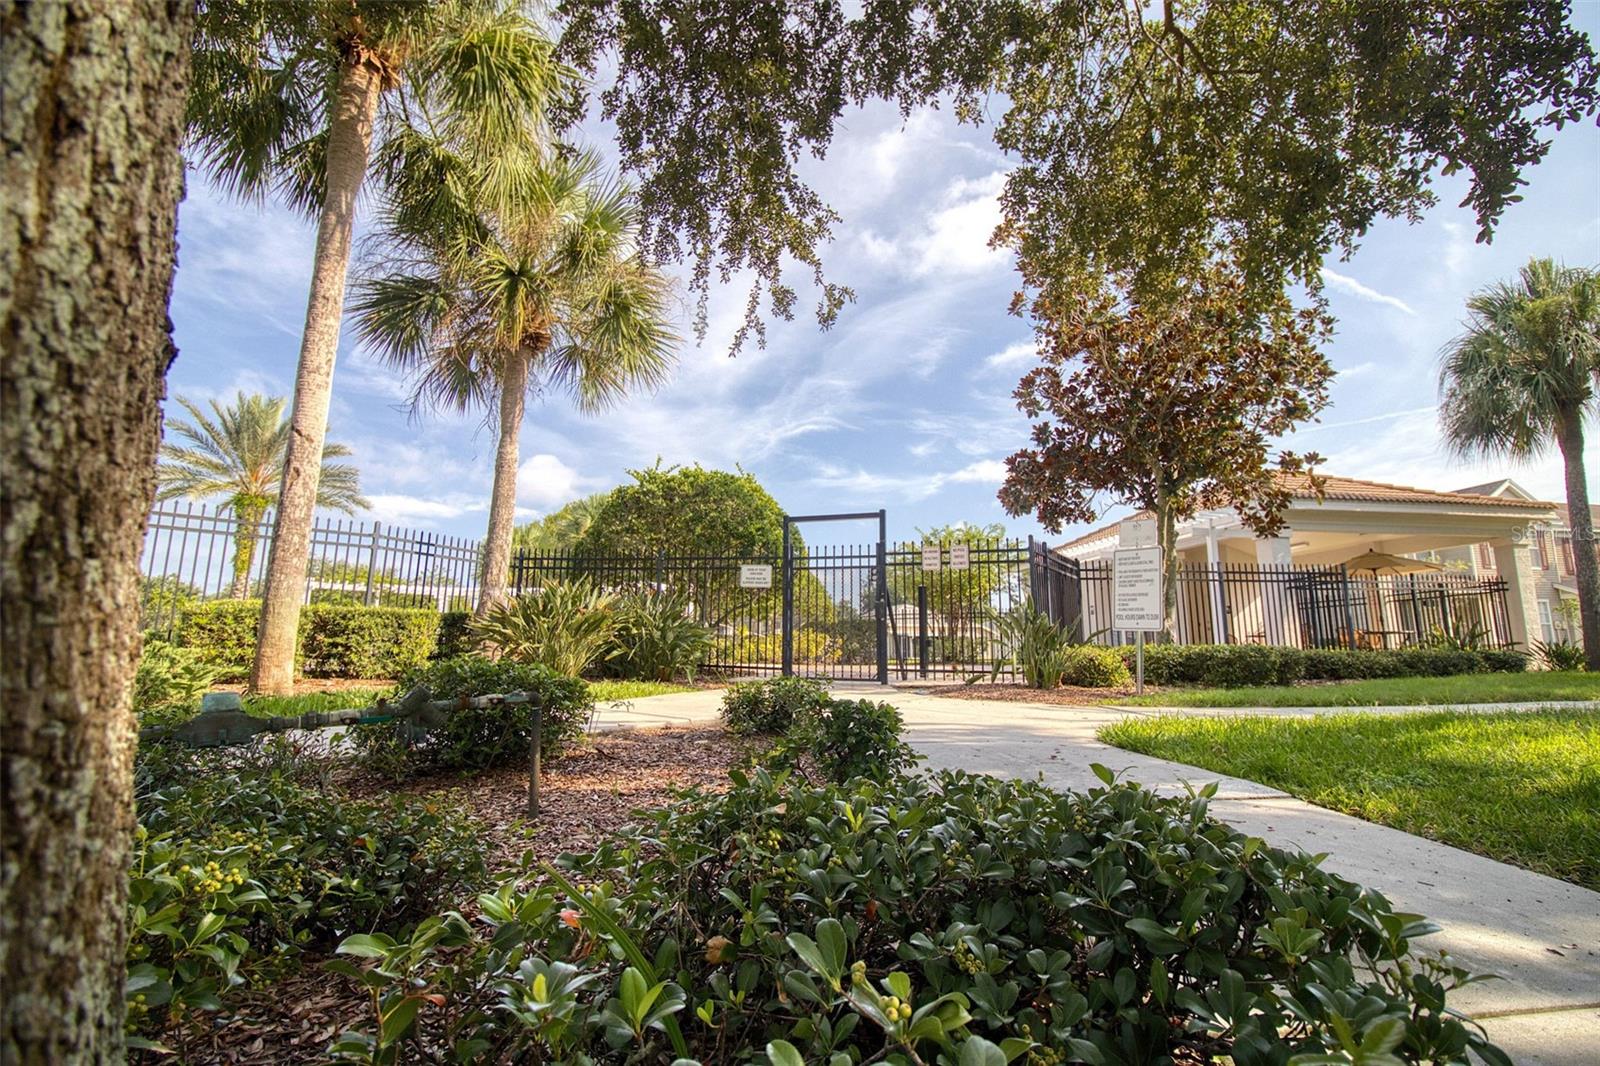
[475,350,530,616]
[1555,409,1600,670]
[251,54,383,694]
[1,2,191,1059]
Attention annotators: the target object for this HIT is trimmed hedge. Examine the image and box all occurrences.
[1060,644,1133,687]
[1118,642,1528,687]
[434,610,478,659]
[178,600,439,681]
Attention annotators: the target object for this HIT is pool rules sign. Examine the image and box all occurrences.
[1115,518,1164,695]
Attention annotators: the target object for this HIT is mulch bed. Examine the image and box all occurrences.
[143,724,745,1065]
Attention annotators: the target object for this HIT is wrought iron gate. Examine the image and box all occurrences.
[782,511,888,682]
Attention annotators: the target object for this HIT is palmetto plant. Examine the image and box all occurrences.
[471,577,619,678]
[1439,258,1600,669]
[156,394,367,598]
[988,602,1077,689]
[609,587,713,682]
[354,142,676,616]
[188,0,568,692]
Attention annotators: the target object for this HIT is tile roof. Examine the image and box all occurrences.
[1051,474,1558,553]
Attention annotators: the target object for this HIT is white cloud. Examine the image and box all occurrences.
[365,494,481,526]
[946,459,1008,484]
[983,341,1036,370]
[516,453,584,511]
[910,170,1010,277]
[1319,268,1416,315]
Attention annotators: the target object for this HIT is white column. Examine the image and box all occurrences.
[1492,539,1539,654]
[1204,526,1227,643]
[1254,536,1295,646]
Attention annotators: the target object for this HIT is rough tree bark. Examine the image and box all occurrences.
[251,54,383,694]
[475,350,531,616]
[1556,409,1600,670]
[1,1,192,1059]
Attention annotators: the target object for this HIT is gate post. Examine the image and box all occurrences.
[917,583,929,678]
[781,519,794,677]
[875,510,889,685]
[363,521,382,606]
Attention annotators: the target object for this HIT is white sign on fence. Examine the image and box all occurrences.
[1113,547,1164,631]
[738,564,773,589]
[948,544,970,570]
[921,545,943,571]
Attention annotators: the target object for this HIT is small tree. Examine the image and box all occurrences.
[998,264,1333,636]
[887,522,1013,660]
[155,394,367,597]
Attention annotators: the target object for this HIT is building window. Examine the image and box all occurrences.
[1538,600,1554,644]
[1531,530,1548,570]
[1559,534,1575,574]
[1476,543,1496,571]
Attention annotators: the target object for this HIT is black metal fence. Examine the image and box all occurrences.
[140,503,483,638]
[142,503,1518,670]
[1070,560,1515,650]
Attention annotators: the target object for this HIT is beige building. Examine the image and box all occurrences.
[1422,479,1595,646]
[1054,474,1557,650]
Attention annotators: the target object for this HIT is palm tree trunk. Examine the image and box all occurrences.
[251,54,383,694]
[1,1,190,1056]
[476,349,530,616]
[1555,409,1600,670]
[230,497,267,599]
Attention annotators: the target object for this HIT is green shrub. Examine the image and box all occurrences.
[719,675,830,734]
[350,656,594,777]
[178,599,267,680]
[435,610,478,659]
[1123,643,1526,687]
[607,587,712,681]
[780,697,917,784]
[129,748,486,1035]
[472,578,619,677]
[711,628,836,666]
[1058,645,1132,687]
[132,639,219,722]
[327,768,1506,1065]
[300,604,439,679]
[179,600,442,681]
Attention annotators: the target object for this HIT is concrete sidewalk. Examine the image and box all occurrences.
[593,686,1600,1063]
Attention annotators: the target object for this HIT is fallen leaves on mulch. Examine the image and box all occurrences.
[139,725,746,1065]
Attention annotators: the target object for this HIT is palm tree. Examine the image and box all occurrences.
[187,0,568,692]
[1439,258,1600,668]
[354,145,676,616]
[512,491,613,554]
[156,394,368,598]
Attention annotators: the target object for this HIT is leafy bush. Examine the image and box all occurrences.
[607,587,712,681]
[178,600,442,680]
[720,676,831,735]
[712,628,836,666]
[129,747,486,1036]
[133,640,219,722]
[1533,638,1586,671]
[328,767,1507,1065]
[1419,620,1493,652]
[140,575,201,632]
[434,610,477,659]
[350,656,594,777]
[300,604,439,679]
[780,698,918,784]
[989,604,1075,688]
[1058,645,1132,688]
[472,578,619,677]
[1124,643,1526,687]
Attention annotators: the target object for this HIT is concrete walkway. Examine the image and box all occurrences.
[593,686,1600,1063]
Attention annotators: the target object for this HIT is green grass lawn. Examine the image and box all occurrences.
[1110,670,1600,708]
[586,679,699,702]
[1100,708,1600,888]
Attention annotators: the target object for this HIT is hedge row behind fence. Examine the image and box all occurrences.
[1117,642,1528,688]
[179,600,440,681]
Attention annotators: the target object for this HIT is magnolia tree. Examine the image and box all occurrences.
[997,264,1335,636]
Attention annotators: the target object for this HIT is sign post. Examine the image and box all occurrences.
[1113,528,1163,695]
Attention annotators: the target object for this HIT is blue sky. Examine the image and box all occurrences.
[167,20,1600,549]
